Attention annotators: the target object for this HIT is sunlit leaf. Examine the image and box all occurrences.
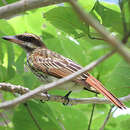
[44,6,89,38]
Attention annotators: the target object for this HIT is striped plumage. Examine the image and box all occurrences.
[27,48,97,92]
[2,33,126,109]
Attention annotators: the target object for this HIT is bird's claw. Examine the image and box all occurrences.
[62,91,72,106]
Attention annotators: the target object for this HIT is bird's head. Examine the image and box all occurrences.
[2,33,46,52]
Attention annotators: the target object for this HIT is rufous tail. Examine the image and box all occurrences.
[86,74,126,109]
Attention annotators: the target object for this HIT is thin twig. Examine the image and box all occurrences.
[88,26,105,41]
[100,105,114,130]
[88,104,96,130]
[88,93,97,130]
[88,33,104,41]
[24,103,42,130]
[69,0,130,63]
[0,51,116,109]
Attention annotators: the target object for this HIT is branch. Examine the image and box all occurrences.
[0,51,115,109]
[0,0,67,19]
[0,82,130,106]
[88,102,96,130]
[69,0,130,63]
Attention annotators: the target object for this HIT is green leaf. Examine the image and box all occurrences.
[6,0,18,4]
[24,6,56,35]
[6,43,15,81]
[92,113,107,130]
[78,0,96,12]
[6,66,15,81]
[95,2,123,34]
[15,51,26,74]
[0,0,18,7]
[0,19,16,81]
[44,6,89,38]
[122,0,130,31]
[106,115,130,130]
[22,72,41,90]
[2,91,15,101]
[0,126,13,130]
[0,38,5,65]
[45,35,87,66]
[8,73,24,87]
[118,115,130,130]
[0,19,15,35]
[8,72,41,90]
[8,16,26,34]
[7,43,14,66]
[48,102,88,130]
[13,101,61,130]
[0,65,7,81]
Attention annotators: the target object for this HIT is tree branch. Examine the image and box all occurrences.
[0,51,115,109]
[69,0,130,63]
[0,0,67,19]
[0,82,130,107]
[88,103,96,130]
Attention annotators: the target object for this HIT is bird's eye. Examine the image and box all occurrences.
[17,35,35,42]
[16,34,43,47]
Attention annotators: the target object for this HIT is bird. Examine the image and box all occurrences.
[2,33,126,109]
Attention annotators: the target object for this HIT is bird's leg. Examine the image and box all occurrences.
[62,91,72,105]
[84,87,99,94]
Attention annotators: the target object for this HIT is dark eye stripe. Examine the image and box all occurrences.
[16,35,35,42]
[16,35,44,47]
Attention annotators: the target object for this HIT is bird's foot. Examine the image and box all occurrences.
[62,91,72,106]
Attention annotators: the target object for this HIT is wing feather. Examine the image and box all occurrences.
[30,48,83,79]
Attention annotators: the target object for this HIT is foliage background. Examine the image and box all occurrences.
[0,0,130,130]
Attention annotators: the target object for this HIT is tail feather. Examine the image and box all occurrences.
[86,74,126,109]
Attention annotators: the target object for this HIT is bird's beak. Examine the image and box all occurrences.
[2,35,22,45]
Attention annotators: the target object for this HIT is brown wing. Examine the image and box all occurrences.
[29,48,84,79]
